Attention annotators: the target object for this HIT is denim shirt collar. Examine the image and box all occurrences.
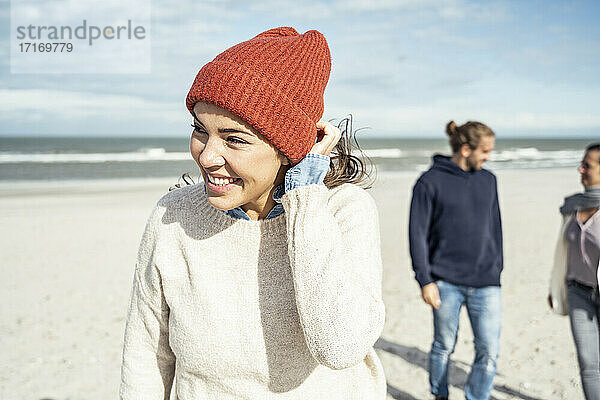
[225,184,284,220]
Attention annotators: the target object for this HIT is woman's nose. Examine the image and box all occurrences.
[199,138,225,169]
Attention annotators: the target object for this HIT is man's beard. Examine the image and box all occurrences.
[466,157,481,171]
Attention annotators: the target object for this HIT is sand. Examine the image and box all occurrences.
[0,168,584,399]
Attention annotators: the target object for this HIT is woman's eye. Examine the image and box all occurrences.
[227,136,248,145]
[191,124,207,135]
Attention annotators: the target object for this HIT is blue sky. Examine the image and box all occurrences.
[1,0,599,138]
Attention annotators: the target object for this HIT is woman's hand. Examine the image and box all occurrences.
[311,121,341,157]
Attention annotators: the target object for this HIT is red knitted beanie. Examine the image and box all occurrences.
[185,27,331,164]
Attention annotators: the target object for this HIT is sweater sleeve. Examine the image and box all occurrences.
[409,179,435,288]
[549,215,570,316]
[280,184,385,370]
[120,206,176,400]
[492,176,504,273]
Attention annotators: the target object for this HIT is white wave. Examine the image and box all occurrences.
[0,146,583,167]
[405,147,582,165]
[359,148,403,158]
[0,148,191,163]
[489,158,580,169]
[357,147,582,164]
[491,148,582,162]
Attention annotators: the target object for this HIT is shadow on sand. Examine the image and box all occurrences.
[375,337,544,400]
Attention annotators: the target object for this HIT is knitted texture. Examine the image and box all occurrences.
[185,27,331,164]
[549,215,571,316]
[120,183,386,399]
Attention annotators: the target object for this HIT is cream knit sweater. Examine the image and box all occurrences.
[119,182,387,399]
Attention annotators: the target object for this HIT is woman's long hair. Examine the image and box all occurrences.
[170,115,375,191]
[323,115,374,189]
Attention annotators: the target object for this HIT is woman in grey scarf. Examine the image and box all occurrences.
[549,143,600,400]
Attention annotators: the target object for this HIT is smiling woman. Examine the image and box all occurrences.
[119,27,387,400]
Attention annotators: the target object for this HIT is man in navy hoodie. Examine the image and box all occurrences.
[409,121,503,400]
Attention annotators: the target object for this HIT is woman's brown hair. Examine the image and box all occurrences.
[446,120,495,153]
[323,115,374,189]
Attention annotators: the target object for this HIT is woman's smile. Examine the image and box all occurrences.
[204,171,242,193]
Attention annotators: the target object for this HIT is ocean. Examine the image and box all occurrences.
[0,136,595,181]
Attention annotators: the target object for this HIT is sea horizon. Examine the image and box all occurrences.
[0,136,596,182]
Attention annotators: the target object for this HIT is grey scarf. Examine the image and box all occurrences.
[560,186,600,215]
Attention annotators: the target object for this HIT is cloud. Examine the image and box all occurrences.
[248,0,335,19]
[0,88,186,125]
[2,88,598,137]
[245,0,508,23]
[411,26,491,50]
[324,103,600,136]
[336,0,426,12]
[247,0,471,19]
[10,0,150,25]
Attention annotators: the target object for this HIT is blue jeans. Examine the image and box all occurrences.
[568,280,600,400]
[429,280,502,400]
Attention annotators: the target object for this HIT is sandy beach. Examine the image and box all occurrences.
[0,168,584,399]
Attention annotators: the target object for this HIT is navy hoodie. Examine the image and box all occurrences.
[409,155,503,288]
